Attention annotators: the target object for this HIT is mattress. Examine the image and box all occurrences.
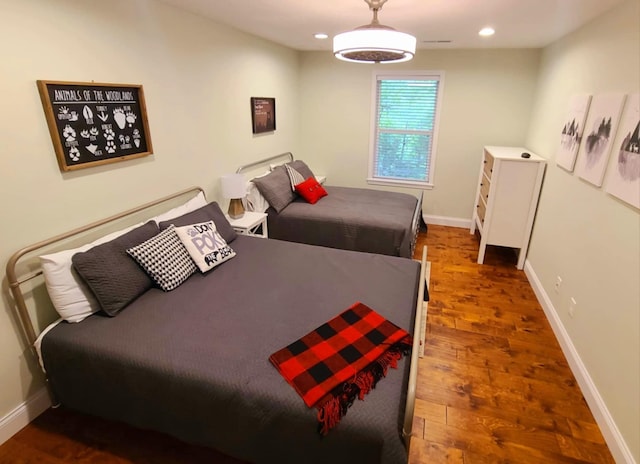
[41,235,420,464]
[267,186,419,258]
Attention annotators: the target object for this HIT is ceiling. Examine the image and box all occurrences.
[157,0,624,51]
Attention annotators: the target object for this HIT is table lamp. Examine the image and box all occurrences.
[221,173,246,219]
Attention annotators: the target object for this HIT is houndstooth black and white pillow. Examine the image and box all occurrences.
[127,225,196,291]
[285,163,306,190]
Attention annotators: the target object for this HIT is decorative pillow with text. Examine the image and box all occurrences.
[174,221,236,273]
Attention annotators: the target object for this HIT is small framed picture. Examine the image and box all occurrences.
[250,97,276,134]
[37,80,153,171]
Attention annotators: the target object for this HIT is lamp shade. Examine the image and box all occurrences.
[334,28,416,63]
[220,173,246,199]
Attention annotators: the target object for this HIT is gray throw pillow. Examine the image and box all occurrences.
[159,201,237,243]
[288,160,315,181]
[252,165,295,213]
[72,221,159,317]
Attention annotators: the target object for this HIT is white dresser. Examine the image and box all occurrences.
[470,146,546,270]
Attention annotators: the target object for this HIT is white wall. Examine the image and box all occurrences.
[298,49,541,220]
[524,0,640,461]
[0,0,299,431]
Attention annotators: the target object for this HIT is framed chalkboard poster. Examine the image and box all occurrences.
[250,97,276,134]
[37,80,153,171]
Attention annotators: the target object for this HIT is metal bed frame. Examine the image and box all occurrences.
[6,186,204,359]
[235,151,293,174]
[5,184,426,446]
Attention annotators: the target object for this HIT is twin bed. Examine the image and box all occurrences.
[239,152,423,258]
[8,175,426,464]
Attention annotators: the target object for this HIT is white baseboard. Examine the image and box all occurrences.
[524,259,636,464]
[423,213,471,229]
[0,387,51,446]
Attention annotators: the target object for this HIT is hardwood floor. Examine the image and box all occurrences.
[0,225,614,463]
[408,225,614,464]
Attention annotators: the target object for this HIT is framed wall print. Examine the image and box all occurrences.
[37,80,153,171]
[604,93,640,209]
[250,97,276,134]
[556,94,591,172]
[575,93,626,187]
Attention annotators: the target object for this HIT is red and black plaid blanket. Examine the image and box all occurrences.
[269,302,412,435]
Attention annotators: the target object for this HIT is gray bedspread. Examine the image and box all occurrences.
[267,186,419,258]
[42,236,420,464]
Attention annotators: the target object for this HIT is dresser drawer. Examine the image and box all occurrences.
[476,198,486,224]
[483,152,494,178]
[480,177,490,203]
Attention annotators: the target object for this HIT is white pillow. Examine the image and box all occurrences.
[174,221,236,273]
[244,182,270,213]
[39,223,143,323]
[244,171,270,213]
[151,191,207,223]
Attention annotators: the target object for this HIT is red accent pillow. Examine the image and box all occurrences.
[295,177,328,204]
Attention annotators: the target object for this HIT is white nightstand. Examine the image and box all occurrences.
[226,211,268,238]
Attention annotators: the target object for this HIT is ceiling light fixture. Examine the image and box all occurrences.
[479,27,495,37]
[314,33,329,40]
[333,0,416,64]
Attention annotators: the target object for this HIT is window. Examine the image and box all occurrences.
[368,71,444,188]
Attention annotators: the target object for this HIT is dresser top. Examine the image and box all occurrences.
[484,146,546,163]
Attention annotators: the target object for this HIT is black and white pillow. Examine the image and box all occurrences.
[174,221,236,273]
[285,163,305,190]
[126,225,196,291]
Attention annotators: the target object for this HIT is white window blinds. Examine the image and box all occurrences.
[370,73,443,187]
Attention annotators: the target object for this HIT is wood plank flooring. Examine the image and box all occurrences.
[0,225,614,463]
[408,225,614,464]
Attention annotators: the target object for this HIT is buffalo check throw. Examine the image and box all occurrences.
[269,302,412,435]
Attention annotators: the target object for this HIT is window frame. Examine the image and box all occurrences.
[367,70,445,189]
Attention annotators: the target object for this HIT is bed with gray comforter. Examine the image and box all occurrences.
[41,235,420,464]
[267,186,421,258]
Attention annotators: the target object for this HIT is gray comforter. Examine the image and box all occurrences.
[267,186,419,257]
[42,236,420,464]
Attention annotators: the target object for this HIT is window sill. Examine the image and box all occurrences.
[366,178,433,190]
